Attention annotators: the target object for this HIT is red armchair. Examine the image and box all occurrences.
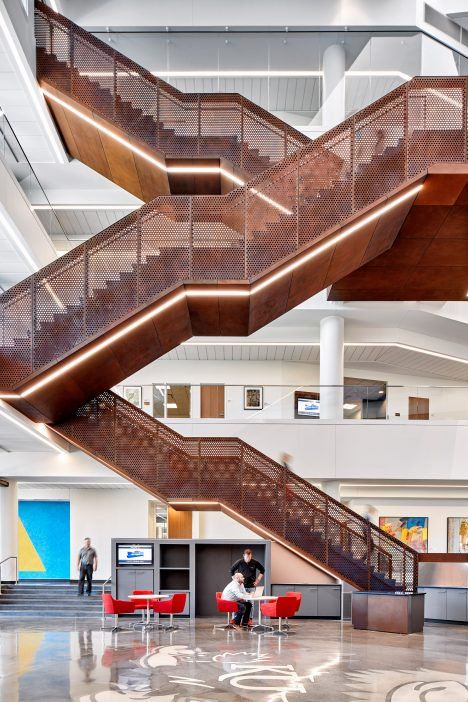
[260,595,298,636]
[283,591,302,630]
[215,591,239,630]
[102,593,135,632]
[153,593,187,631]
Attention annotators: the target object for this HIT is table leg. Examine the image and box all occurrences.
[252,600,273,634]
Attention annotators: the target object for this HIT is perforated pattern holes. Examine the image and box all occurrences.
[54,390,419,593]
[191,192,246,280]
[35,3,308,172]
[0,280,32,389]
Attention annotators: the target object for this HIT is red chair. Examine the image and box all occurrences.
[152,593,187,631]
[132,589,153,626]
[215,591,239,630]
[284,591,302,630]
[102,593,135,632]
[260,596,298,636]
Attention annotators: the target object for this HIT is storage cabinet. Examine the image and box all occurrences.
[447,589,467,622]
[117,569,154,600]
[271,584,341,618]
[419,587,468,622]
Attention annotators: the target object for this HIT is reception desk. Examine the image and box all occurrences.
[352,592,425,634]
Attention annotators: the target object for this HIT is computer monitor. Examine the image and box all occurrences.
[117,543,154,567]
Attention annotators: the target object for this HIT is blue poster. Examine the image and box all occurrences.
[18,501,70,579]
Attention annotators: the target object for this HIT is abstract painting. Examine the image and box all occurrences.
[379,516,428,553]
[18,500,70,579]
[244,386,263,410]
[123,385,142,408]
[447,517,468,553]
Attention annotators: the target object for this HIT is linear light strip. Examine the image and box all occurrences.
[181,338,468,367]
[0,407,66,454]
[32,204,140,211]
[168,499,340,579]
[0,9,65,164]
[0,184,420,400]
[78,69,411,80]
[40,89,291,215]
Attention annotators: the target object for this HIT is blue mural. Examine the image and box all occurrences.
[18,501,70,579]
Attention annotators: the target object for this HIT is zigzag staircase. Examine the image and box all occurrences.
[1,7,467,591]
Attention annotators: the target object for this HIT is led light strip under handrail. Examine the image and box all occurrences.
[40,89,293,216]
[0,184,421,401]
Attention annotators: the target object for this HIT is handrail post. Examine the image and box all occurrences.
[100,576,111,629]
[0,556,18,595]
[197,94,201,157]
[240,98,244,170]
[70,26,74,97]
[281,466,287,538]
[367,522,372,591]
[240,442,244,512]
[113,51,117,122]
[403,549,407,593]
[324,496,329,566]
[83,241,87,338]
[413,552,418,594]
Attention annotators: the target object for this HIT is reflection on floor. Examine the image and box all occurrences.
[0,617,467,701]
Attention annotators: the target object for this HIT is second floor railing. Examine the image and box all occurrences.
[53,390,418,592]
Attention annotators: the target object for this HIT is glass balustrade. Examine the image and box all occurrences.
[113,383,468,422]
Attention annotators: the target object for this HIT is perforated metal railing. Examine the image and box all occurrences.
[34,1,308,173]
[53,390,418,592]
[0,76,466,390]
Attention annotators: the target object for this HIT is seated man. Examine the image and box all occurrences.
[221,573,252,629]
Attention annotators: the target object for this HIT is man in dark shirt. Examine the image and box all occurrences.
[230,549,265,592]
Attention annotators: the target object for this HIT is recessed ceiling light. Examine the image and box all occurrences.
[343,403,357,410]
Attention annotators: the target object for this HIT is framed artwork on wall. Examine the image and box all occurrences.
[244,386,263,410]
[123,386,142,408]
[379,516,428,553]
[447,517,468,553]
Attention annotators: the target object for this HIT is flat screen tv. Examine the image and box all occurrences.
[296,397,320,418]
[117,543,154,566]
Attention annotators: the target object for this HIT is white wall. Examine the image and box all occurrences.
[18,486,151,579]
[348,496,468,553]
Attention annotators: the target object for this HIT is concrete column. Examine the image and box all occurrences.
[322,43,346,131]
[0,480,18,583]
[320,316,344,420]
[321,480,341,502]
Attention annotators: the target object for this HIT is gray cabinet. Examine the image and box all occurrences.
[446,589,467,622]
[317,586,342,617]
[117,569,154,600]
[296,585,318,616]
[420,588,447,620]
[271,584,341,618]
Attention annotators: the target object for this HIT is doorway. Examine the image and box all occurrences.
[200,385,225,418]
[408,396,429,420]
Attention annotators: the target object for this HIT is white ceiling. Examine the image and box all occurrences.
[162,342,468,382]
[0,415,54,452]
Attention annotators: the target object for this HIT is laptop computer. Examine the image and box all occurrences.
[247,585,264,598]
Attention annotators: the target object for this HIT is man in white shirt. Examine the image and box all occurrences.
[221,573,252,629]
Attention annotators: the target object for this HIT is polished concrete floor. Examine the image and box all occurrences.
[0,617,467,701]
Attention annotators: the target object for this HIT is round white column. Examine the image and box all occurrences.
[0,481,18,582]
[322,43,346,131]
[320,316,344,420]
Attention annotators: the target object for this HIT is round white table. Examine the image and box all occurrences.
[128,593,169,628]
[246,595,278,633]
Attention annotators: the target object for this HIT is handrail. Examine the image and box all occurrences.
[53,391,418,592]
[101,576,111,628]
[34,1,308,171]
[0,556,18,594]
[1,75,466,390]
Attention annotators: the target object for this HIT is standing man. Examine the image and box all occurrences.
[77,537,98,597]
[230,548,265,594]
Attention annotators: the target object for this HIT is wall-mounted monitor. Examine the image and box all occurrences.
[117,543,154,567]
[296,396,320,418]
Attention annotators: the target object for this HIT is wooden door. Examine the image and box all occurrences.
[200,385,225,418]
[408,396,429,420]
